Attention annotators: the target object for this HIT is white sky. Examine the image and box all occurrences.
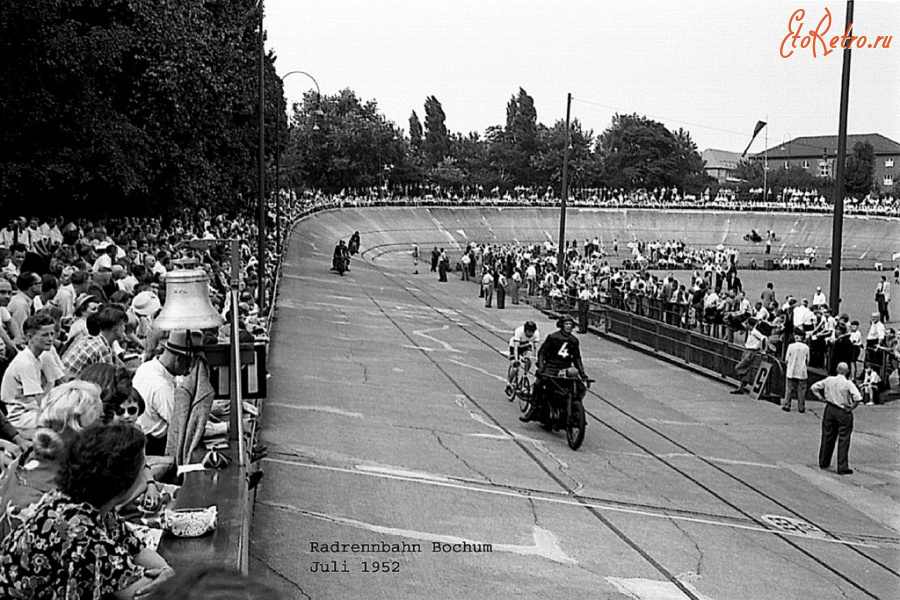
[266,0,899,153]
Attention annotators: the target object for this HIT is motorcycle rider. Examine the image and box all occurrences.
[520,314,587,423]
[349,231,361,255]
[332,240,350,272]
[506,320,540,396]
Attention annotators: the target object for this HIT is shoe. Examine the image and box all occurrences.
[819,465,829,470]
[798,409,806,413]
[837,469,854,475]
[730,388,745,395]
[781,406,790,412]
[865,402,875,406]
[504,385,513,398]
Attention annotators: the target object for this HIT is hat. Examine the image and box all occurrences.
[161,330,204,356]
[872,312,880,318]
[74,293,100,313]
[96,240,111,251]
[111,264,126,276]
[131,291,161,317]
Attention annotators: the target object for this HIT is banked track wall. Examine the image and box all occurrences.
[309,206,899,267]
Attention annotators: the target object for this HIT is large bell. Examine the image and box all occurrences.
[154,268,224,331]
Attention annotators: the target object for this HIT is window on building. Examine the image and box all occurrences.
[886,158,895,168]
[819,162,831,177]
[885,176,894,187]
[802,160,809,169]
[784,161,790,169]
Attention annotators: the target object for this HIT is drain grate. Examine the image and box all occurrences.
[761,514,828,538]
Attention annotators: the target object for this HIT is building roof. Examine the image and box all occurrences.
[701,148,744,170]
[755,134,900,160]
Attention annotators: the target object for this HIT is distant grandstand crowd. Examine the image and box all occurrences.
[315,186,900,217]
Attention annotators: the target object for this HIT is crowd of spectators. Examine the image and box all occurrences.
[0,204,304,597]
[439,233,898,398]
[314,186,900,217]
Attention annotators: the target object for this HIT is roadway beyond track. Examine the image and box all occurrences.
[250,211,900,600]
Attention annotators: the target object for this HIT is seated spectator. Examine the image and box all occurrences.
[130,290,161,341]
[61,304,127,380]
[0,423,176,598]
[134,330,200,456]
[66,292,101,350]
[860,366,881,405]
[0,313,63,430]
[0,381,103,540]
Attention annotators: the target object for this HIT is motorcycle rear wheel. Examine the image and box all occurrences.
[566,401,586,450]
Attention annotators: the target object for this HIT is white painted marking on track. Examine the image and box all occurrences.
[266,403,364,418]
[260,500,575,564]
[606,577,716,600]
[261,457,880,548]
[356,465,450,482]
[412,325,460,352]
[446,358,507,382]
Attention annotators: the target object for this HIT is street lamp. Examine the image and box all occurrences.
[275,70,323,254]
[257,0,265,314]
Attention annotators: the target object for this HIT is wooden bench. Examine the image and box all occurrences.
[156,440,256,573]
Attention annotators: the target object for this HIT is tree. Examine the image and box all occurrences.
[844,141,875,197]
[597,114,703,191]
[531,118,600,192]
[408,111,423,151]
[0,0,281,218]
[423,96,449,167]
[286,89,405,193]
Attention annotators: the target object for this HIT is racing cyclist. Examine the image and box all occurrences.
[506,321,540,397]
[520,314,587,422]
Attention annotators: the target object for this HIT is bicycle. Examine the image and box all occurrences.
[505,356,533,412]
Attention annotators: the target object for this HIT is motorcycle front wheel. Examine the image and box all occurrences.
[566,400,586,450]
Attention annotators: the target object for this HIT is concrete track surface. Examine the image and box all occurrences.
[251,208,900,600]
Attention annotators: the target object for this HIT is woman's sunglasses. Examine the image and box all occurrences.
[115,405,140,416]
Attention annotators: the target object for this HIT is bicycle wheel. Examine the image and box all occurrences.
[518,377,531,412]
[566,400,586,450]
[506,363,517,401]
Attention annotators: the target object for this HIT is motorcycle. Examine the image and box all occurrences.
[333,255,350,276]
[527,371,593,450]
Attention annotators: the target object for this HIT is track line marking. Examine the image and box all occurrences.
[265,403,365,418]
[261,456,879,548]
[259,501,575,564]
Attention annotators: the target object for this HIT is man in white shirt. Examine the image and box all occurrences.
[782,330,810,412]
[731,319,767,394]
[133,330,199,456]
[811,286,827,310]
[0,314,62,430]
[792,299,815,332]
[865,313,886,371]
[812,363,862,475]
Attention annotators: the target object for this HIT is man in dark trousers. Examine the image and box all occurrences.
[430,247,439,273]
[811,362,861,475]
[437,248,448,282]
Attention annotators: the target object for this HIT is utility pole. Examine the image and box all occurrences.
[829,0,853,315]
[556,93,572,277]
